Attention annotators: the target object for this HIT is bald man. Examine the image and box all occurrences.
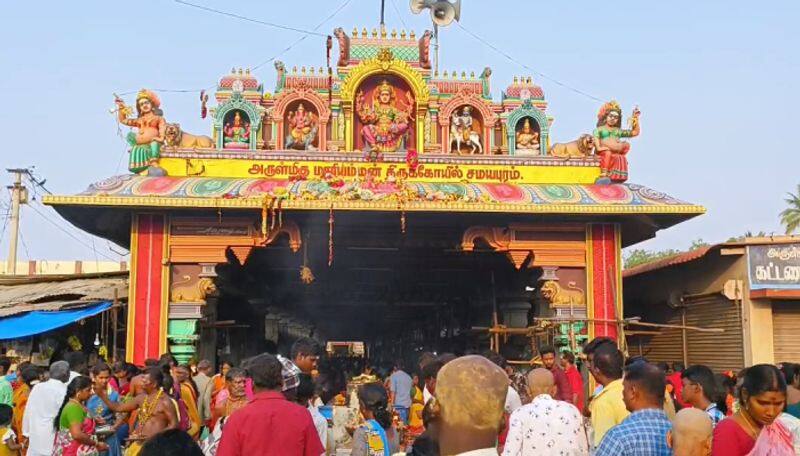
[667,408,712,456]
[502,369,589,455]
[436,355,508,455]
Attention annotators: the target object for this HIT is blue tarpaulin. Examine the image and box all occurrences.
[0,301,111,340]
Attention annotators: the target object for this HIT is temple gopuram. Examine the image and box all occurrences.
[44,27,704,365]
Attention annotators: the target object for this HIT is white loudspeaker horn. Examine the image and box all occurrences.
[410,0,432,15]
[430,0,460,26]
[410,0,461,26]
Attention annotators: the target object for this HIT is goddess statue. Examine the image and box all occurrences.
[284,103,318,150]
[515,118,540,154]
[115,89,166,174]
[356,80,412,153]
[593,101,640,182]
[223,111,251,149]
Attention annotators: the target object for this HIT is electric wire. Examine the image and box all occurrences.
[118,0,352,96]
[455,22,603,102]
[390,0,409,30]
[174,0,328,36]
[26,203,119,261]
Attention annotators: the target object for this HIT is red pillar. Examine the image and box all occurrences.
[126,214,168,365]
[588,224,622,340]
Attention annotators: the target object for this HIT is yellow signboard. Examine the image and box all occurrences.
[159,157,600,185]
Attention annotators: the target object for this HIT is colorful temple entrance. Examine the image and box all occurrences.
[43,27,703,365]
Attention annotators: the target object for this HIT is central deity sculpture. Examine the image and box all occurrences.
[356,80,413,153]
[223,111,251,149]
[285,103,318,150]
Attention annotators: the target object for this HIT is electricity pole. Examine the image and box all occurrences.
[6,169,28,275]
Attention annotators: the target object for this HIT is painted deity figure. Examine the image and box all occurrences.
[450,106,482,154]
[284,103,318,150]
[223,111,251,149]
[115,89,166,173]
[515,118,540,154]
[593,101,640,182]
[356,80,412,153]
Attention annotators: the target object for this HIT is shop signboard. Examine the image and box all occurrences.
[747,243,800,289]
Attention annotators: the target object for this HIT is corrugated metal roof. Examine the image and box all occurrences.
[0,272,128,317]
[623,236,800,278]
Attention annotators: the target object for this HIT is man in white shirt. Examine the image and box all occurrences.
[23,361,69,456]
[503,368,589,456]
[436,355,508,456]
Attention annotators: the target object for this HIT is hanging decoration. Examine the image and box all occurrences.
[328,204,334,266]
[300,231,315,284]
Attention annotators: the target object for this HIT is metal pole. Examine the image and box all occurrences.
[380,0,385,28]
[434,24,440,74]
[6,169,27,275]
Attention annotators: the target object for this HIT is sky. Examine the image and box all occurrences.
[0,0,798,262]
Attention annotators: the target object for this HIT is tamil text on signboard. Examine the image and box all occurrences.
[748,244,800,289]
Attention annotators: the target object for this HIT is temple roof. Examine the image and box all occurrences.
[44,175,703,215]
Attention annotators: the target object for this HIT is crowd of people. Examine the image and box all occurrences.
[0,337,800,455]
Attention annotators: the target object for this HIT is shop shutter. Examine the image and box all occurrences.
[684,295,744,372]
[634,308,684,366]
[773,301,800,363]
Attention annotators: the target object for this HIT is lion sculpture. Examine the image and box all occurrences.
[549,134,594,158]
[171,276,217,302]
[540,280,585,307]
[164,123,214,149]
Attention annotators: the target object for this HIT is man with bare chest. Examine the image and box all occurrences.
[95,367,178,455]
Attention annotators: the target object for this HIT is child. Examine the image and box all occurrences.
[0,404,21,456]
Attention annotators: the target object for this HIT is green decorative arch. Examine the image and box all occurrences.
[213,92,262,150]
[506,99,549,156]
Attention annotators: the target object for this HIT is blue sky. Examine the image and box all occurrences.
[0,0,798,261]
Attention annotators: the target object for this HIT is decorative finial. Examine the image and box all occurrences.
[400,29,407,39]
[391,29,397,39]
[371,28,378,38]
[238,68,243,75]
[470,71,475,78]
[231,67,236,74]
[246,68,251,75]
[362,27,368,37]
[380,27,387,38]
[309,67,315,74]
[443,70,448,77]
[319,67,324,74]
[526,77,532,84]
[461,71,466,79]
[352,27,358,36]
[292,66,297,73]
[513,76,519,84]
[434,70,439,77]
[301,66,306,74]
[410,30,416,39]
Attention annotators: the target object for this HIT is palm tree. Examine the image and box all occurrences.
[780,184,800,234]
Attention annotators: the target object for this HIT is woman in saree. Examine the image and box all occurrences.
[712,364,794,455]
[53,376,108,456]
[87,363,126,456]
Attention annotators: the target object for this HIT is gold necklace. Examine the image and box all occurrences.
[739,409,762,438]
[136,390,162,430]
